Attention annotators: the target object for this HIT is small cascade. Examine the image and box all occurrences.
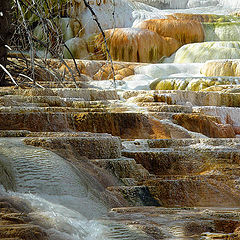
[0,137,154,239]
[0,138,108,218]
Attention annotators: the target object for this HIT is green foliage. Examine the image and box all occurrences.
[16,0,70,25]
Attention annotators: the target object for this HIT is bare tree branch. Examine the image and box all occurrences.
[82,0,116,88]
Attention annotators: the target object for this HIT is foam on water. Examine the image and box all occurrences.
[152,0,233,15]
[187,0,220,8]
[88,62,204,91]
[135,0,189,9]
[88,74,154,91]
[1,188,151,240]
[0,138,152,239]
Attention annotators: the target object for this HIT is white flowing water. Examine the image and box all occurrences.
[0,138,107,218]
[0,138,151,240]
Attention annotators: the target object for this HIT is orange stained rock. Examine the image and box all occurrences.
[118,68,134,77]
[93,67,113,80]
[172,113,236,138]
[93,63,132,80]
[94,28,165,63]
[135,19,204,45]
[72,112,172,139]
[148,117,171,139]
[162,37,181,57]
[114,74,124,80]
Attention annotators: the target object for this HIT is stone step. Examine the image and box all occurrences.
[0,130,31,137]
[137,103,193,113]
[107,178,240,208]
[52,88,119,101]
[106,185,161,207]
[0,106,108,113]
[124,138,240,149]
[24,133,121,159]
[0,238,22,240]
[0,225,48,239]
[122,90,240,107]
[0,94,114,110]
[0,95,70,107]
[145,174,236,181]
[109,206,240,239]
[0,88,119,100]
[122,149,240,175]
[143,178,240,208]
[91,157,151,181]
[0,112,166,139]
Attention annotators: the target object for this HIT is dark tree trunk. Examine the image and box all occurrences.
[0,0,12,85]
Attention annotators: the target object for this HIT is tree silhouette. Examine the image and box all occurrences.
[0,0,12,86]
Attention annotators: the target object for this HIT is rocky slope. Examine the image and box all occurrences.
[2,0,240,239]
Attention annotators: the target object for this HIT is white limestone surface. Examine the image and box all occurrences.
[134,63,204,78]
[75,0,166,38]
[174,41,240,63]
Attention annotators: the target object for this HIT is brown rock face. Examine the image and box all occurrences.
[0,225,48,240]
[0,111,169,139]
[145,178,240,207]
[0,112,74,132]
[24,134,122,159]
[135,19,204,46]
[73,112,170,139]
[172,113,236,138]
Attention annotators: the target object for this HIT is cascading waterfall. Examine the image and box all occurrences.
[0,138,151,240]
[0,138,107,218]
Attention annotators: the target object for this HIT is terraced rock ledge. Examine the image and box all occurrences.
[0,81,239,239]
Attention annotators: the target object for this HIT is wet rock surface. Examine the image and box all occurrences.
[108,207,240,239]
[0,197,49,240]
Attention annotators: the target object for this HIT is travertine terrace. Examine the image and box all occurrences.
[1,0,240,239]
